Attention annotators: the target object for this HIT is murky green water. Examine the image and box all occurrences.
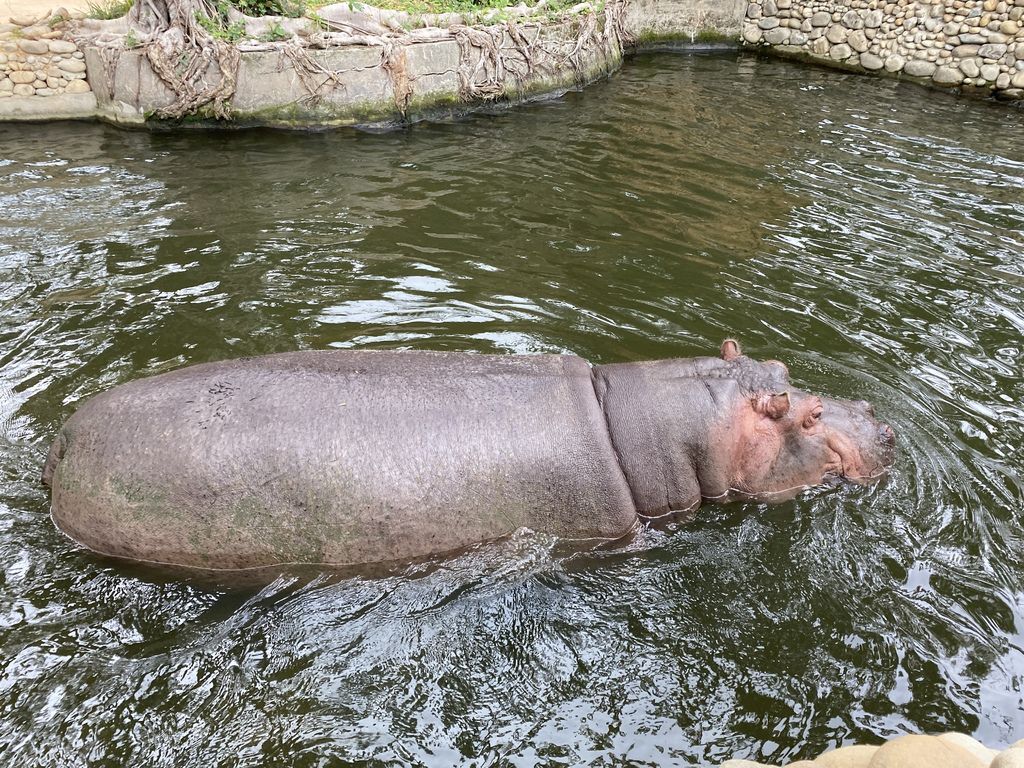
[2,51,1023,766]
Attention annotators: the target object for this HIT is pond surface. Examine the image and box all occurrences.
[1,51,1023,766]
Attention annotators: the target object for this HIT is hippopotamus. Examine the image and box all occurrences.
[42,341,895,571]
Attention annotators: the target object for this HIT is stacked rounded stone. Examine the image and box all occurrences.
[719,732,1024,767]
[0,8,90,99]
[741,0,1024,101]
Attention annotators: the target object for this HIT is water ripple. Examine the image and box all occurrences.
[0,51,1022,764]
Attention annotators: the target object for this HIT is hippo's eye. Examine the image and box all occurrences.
[803,405,823,429]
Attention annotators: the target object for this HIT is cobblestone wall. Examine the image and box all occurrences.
[742,0,1024,101]
[0,10,92,101]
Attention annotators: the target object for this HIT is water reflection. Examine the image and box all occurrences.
[0,51,1023,765]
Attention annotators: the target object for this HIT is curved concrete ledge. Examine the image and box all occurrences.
[1,0,748,129]
[74,0,746,129]
[83,12,629,129]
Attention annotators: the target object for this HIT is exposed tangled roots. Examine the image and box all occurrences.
[604,0,632,48]
[381,42,413,113]
[452,4,627,104]
[145,35,240,119]
[129,0,241,120]
[77,0,630,121]
[453,25,505,101]
[281,45,341,107]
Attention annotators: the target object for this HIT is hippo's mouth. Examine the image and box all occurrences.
[826,422,896,485]
[823,456,892,485]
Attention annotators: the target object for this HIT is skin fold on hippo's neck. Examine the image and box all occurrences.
[591,358,741,519]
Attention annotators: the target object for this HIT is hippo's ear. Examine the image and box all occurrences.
[721,339,742,361]
[753,391,790,420]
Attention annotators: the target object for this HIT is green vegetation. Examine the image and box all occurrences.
[235,0,306,18]
[694,27,730,43]
[195,0,247,40]
[261,20,290,39]
[84,0,133,19]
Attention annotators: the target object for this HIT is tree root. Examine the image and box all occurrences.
[381,41,414,113]
[451,2,627,104]
[71,0,628,121]
[125,0,241,119]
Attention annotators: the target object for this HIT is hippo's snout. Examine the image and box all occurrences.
[877,422,897,468]
[879,423,896,447]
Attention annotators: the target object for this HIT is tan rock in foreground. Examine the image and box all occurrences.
[816,744,879,767]
[937,732,999,766]
[866,735,986,768]
[992,747,1024,768]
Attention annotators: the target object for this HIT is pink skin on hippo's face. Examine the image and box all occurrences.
[714,340,896,502]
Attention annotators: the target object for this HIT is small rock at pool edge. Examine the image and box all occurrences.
[884,53,906,71]
[860,52,885,69]
[867,734,986,768]
[992,747,1024,768]
[816,743,879,766]
[936,732,999,765]
[932,65,965,85]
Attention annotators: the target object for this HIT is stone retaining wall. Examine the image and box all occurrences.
[82,9,627,128]
[0,10,94,108]
[742,0,1024,101]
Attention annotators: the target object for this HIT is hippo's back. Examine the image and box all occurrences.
[45,350,637,569]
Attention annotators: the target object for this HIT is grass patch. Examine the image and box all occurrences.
[85,0,133,19]
[694,27,729,43]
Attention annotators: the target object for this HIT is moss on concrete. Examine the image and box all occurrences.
[631,27,740,48]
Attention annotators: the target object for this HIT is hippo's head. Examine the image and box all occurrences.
[716,339,896,501]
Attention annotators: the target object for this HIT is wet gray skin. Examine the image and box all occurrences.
[42,341,895,570]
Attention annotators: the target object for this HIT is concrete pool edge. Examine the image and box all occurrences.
[0,0,748,129]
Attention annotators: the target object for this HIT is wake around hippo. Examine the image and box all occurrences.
[42,341,895,571]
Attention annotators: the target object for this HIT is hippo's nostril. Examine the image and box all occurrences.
[878,423,895,446]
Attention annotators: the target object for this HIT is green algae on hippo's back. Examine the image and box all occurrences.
[43,343,895,571]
